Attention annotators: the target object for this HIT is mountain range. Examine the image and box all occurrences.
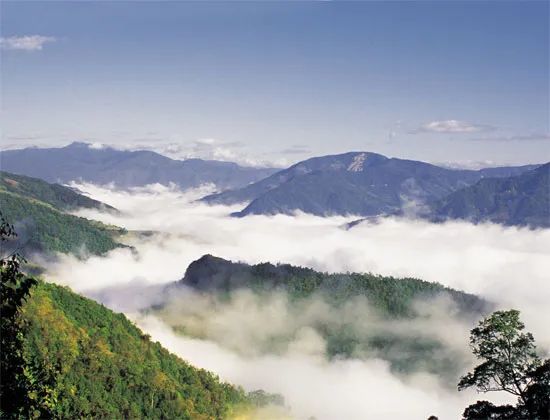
[0,142,276,190]
[2,144,547,228]
[429,162,550,228]
[202,152,543,222]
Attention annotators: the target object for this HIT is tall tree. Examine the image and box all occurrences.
[0,213,37,418]
[459,310,549,419]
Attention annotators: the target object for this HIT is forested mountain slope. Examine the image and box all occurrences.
[181,254,487,316]
[11,280,272,419]
[168,255,489,378]
[0,172,123,256]
[1,171,116,212]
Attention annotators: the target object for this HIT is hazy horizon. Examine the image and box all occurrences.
[2,1,549,168]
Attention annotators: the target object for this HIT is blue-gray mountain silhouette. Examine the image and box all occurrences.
[428,163,549,227]
[202,152,540,218]
[0,142,276,190]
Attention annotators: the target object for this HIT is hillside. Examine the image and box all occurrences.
[167,255,490,378]
[0,172,124,256]
[181,255,487,316]
[0,193,124,256]
[0,142,276,191]
[201,152,539,217]
[429,163,550,228]
[13,279,270,419]
[1,171,116,212]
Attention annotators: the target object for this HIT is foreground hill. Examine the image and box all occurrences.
[0,172,124,256]
[201,152,538,217]
[0,142,276,191]
[429,163,550,228]
[14,280,267,419]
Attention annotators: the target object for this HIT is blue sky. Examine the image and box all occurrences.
[1,1,548,167]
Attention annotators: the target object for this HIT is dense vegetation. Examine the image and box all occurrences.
[0,215,38,417]
[1,217,279,419]
[0,192,124,256]
[458,310,549,419]
[0,171,116,212]
[17,281,252,419]
[182,254,487,317]
[0,171,127,256]
[176,255,489,377]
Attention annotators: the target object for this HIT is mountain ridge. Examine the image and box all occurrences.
[179,254,488,316]
[429,162,550,227]
[201,151,541,218]
[0,142,277,191]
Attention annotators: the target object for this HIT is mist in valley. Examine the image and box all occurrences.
[38,182,550,419]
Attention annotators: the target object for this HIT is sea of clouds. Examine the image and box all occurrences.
[39,182,550,419]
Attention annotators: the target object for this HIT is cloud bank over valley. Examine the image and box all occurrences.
[38,182,550,419]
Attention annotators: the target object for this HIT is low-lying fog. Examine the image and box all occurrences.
[40,182,549,419]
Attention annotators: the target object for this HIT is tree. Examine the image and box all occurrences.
[518,359,550,419]
[0,213,38,417]
[459,310,549,419]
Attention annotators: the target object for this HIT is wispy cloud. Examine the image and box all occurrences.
[280,145,312,155]
[412,120,494,134]
[0,35,56,51]
[469,133,550,142]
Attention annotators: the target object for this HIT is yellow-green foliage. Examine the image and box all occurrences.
[19,281,248,419]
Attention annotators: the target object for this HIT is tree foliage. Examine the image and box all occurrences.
[459,310,549,419]
[181,255,488,377]
[17,281,249,419]
[1,217,276,418]
[0,213,38,417]
[0,191,124,256]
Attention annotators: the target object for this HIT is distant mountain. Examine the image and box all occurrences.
[429,163,550,228]
[0,171,124,256]
[0,142,277,190]
[201,152,539,217]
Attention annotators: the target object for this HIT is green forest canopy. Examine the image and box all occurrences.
[0,171,125,257]
[13,280,278,419]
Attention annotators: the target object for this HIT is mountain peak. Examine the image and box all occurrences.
[65,141,91,148]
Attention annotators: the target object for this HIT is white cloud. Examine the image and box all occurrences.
[470,133,550,142]
[51,182,550,348]
[414,120,494,134]
[35,183,549,419]
[84,138,289,168]
[135,314,511,420]
[0,35,56,51]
